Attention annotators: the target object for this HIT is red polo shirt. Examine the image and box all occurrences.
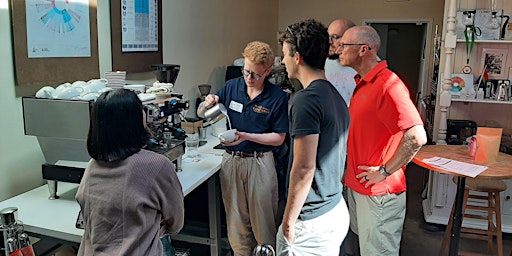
[345,61,423,196]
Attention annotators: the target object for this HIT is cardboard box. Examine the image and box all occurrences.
[181,120,203,134]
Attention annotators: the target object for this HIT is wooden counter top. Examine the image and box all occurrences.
[412,145,512,179]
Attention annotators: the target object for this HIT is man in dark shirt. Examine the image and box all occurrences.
[276,18,350,255]
[198,41,289,255]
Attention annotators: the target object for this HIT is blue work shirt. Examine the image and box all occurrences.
[216,77,289,153]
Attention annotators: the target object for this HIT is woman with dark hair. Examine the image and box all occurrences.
[76,89,184,256]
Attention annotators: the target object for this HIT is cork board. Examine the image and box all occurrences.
[10,0,100,87]
[110,0,163,73]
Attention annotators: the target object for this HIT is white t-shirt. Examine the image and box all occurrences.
[324,58,357,106]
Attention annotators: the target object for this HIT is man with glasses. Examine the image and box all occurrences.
[325,19,357,106]
[336,26,427,255]
[277,19,350,255]
[197,41,289,256]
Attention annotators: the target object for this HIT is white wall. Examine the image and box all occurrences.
[277,0,445,101]
[0,1,45,201]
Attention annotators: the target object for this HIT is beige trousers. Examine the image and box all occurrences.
[220,151,278,256]
[347,188,406,256]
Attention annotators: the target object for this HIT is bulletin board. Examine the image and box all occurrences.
[10,0,100,87]
[110,0,163,73]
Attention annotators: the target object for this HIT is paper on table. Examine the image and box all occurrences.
[422,157,488,178]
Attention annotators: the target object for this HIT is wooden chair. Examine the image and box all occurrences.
[439,176,507,256]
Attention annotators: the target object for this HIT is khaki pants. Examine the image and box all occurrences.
[220,151,278,256]
[347,188,406,256]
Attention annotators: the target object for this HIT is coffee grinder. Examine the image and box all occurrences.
[196,84,212,111]
[152,64,180,85]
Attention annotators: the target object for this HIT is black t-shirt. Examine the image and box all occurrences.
[287,79,350,220]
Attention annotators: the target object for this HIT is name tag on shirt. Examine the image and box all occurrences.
[229,101,243,113]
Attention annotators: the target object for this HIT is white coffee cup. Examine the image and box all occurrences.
[53,87,82,99]
[218,129,238,143]
[71,80,88,88]
[80,92,100,101]
[55,82,72,93]
[35,86,56,98]
[83,79,107,94]
[87,78,108,85]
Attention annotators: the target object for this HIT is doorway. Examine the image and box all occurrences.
[363,20,432,104]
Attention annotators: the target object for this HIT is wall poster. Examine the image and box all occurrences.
[10,0,99,88]
[481,48,509,79]
[25,0,91,58]
[121,0,158,52]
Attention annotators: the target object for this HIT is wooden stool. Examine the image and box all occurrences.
[439,177,507,256]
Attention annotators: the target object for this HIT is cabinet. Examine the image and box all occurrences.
[425,0,512,232]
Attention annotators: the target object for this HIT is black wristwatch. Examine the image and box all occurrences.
[379,164,391,177]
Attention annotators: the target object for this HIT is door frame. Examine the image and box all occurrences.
[362,18,433,105]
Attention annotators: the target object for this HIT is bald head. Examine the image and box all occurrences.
[327,19,356,58]
[338,26,380,75]
[329,19,356,34]
[344,26,381,52]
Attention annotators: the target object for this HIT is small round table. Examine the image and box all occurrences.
[412,145,512,256]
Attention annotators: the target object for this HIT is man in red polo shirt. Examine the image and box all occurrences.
[336,26,427,255]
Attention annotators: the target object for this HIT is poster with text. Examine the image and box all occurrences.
[121,0,158,52]
[26,0,91,58]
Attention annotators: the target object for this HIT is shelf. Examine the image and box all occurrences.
[452,98,512,104]
[456,39,512,44]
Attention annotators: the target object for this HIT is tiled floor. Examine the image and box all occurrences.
[53,162,512,256]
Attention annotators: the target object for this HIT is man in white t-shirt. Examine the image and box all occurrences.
[325,19,357,106]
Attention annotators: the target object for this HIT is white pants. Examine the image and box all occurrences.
[276,199,349,256]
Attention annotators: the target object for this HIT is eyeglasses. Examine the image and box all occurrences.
[241,68,268,80]
[286,26,294,38]
[338,43,372,51]
[329,34,342,41]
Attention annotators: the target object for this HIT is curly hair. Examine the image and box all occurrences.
[278,18,329,70]
[242,41,274,68]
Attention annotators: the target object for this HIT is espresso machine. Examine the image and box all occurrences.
[22,65,189,199]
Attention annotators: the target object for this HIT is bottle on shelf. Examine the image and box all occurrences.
[468,88,476,99]
[476,88,484,100]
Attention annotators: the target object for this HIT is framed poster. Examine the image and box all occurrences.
[10,0,99,87]
[481,48,509,79]
[110,0,163,73]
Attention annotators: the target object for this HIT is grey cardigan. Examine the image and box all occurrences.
[76,149,184,256]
